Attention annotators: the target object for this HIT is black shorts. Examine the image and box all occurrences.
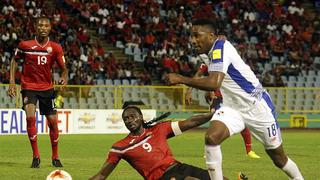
[159,163,210,180]
[21,89,57,115]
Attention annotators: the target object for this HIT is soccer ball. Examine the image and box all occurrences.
[46,170,72,180]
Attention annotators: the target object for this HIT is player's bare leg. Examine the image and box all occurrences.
[25,104,40,168]
[205,121,230,180]
[46,114,63,167]
[240,128,260,158]
[266,144,303,180]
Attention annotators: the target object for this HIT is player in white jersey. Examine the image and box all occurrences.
[166,19,303,180]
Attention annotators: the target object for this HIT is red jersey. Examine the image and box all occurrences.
[107,122,182,180]
[14,38,65,91]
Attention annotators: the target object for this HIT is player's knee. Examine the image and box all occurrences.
[205,132,221,145]
[269,152,288,168]
[267,145,288,168]
[273,156,288,168]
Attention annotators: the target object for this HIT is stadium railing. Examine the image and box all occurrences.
[0,84,319,113]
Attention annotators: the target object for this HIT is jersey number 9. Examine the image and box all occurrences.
[142,143,152,152]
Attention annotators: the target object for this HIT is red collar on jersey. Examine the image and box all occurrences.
[35,36,50,48]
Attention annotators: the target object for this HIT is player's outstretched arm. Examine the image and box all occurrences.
[178,112,214,132]
[166,71,225,91]
[89,162,117,180]
[8,57,18,98]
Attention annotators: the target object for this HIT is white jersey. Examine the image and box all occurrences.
[207,40,275,113]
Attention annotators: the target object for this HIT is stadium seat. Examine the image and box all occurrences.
[113,79,121,86]
[89,104,98,109]
[250,36,258,44]
[306,76,315,82]
[281,76,288,84]
[116,41,125,48]
[305,82,314,87]
[105,79,113,85]
[125,47,134,55]
[131,79,138,85]
[300,70,307,76]
[122,79,130,85]
[134,54,143,62]
[96,79,104,85]
[288,76,296,82]
[133,47,141,54]
[271,56,280,64]
[308,70,316,76]
[296,82,304,87]
[87,98,96,104]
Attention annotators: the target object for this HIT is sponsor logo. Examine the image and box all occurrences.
[129,139,135,144]
[78,113,95,124]
[212,49,221,60]
[29,135,37,141]
[78,113,95,129]
[106,113,121,124]
[46,47,52,53]
[31,45,37,49]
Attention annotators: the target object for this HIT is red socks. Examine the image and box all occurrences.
[47,116,59,160]
[26,116,40,158]
[240,127,252,154]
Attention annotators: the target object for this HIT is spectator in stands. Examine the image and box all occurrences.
[258,45,270,64]
[261,71,273,87]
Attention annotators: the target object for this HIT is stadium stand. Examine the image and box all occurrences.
[0,0,319,112]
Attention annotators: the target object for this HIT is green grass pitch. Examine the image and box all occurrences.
[0,131,319,180]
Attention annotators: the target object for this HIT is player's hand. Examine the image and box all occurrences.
[205,91,216,104]
[185,88,193,105]
[58,78,67,91]
[165,73,182,85]
[8,83,17,98]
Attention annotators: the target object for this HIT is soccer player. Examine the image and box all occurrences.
[166,19,303,180]
[7,16,67,168]
[89,106,229,180]
[186,59,260,159]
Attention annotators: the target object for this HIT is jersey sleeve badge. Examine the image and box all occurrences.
[212,49,222,60]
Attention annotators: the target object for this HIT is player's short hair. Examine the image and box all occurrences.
[35,16,51,24]
[192,18,221,34]
[122,105,143,116]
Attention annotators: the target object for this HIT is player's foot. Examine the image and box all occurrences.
[52,159,63,167]
[31,157,40,168]
[238,172,248,180]
[247,151,260,159]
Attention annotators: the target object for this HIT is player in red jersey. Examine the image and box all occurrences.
[89,106,229,180]
[185,60,260,159]
[7,16,68,168]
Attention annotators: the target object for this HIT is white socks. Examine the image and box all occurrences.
[282,157,304,180]
[205,145,223,180]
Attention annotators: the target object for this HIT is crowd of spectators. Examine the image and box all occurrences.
[0,0,150,85]
[62,0,320,87]
[1,0,320,87]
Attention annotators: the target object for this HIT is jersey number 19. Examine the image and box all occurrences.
[37,56,47,65]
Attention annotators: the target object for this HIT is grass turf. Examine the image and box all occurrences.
[0,131,319,180]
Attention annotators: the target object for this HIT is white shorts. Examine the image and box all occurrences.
[211,97,282,150]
